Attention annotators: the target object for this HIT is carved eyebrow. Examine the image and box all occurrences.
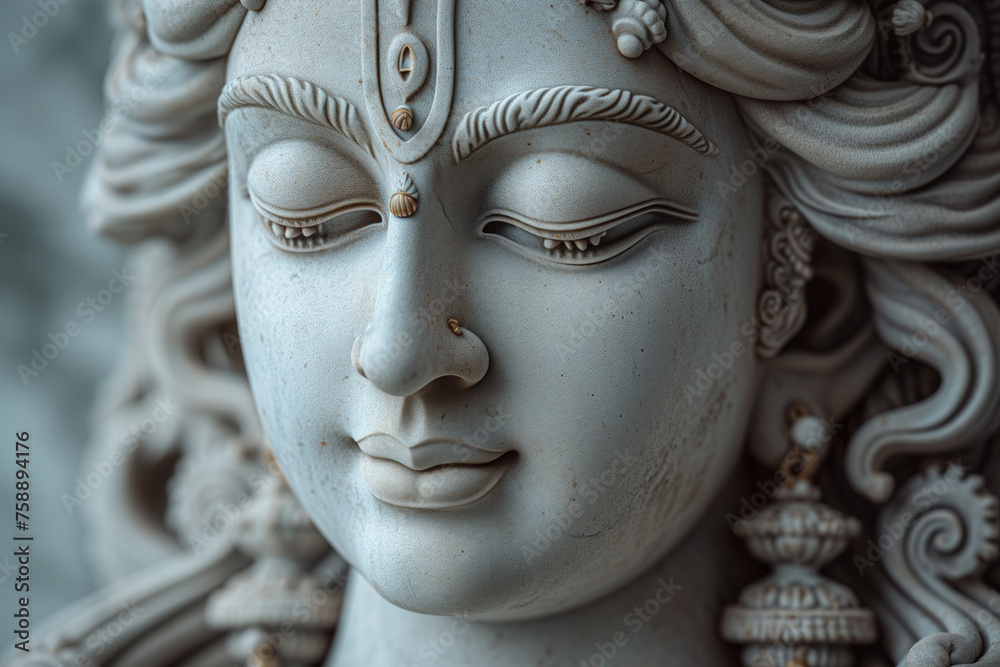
[452,86,718,162]
[218,75,375,158]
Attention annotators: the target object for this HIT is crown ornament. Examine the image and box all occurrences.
[578,0,667,58]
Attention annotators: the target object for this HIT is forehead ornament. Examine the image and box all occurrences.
[391,105,414,131]
[386,31,428,131]
[362,0,456,163]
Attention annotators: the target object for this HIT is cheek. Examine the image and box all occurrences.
[230,197,387,566]
[466,198,761,532]
[229,197,379,455]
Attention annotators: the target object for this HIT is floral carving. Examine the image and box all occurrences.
[757,193,816,359]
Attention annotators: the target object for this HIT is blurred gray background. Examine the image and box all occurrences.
[0,0,119,636]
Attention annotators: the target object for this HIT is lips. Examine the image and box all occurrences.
[357,434,515,510]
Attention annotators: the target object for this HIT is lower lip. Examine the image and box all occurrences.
[360,453,515,510]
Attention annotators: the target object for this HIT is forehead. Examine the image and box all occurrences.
[227,0,724,134]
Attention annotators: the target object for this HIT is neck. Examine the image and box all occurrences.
[326,470,755,667]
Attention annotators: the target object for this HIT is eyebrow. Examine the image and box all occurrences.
[218,75,375,158]
[452,86,718,162]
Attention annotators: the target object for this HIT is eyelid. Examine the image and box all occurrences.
[249,189,381,227]
[479,199,697,240]
[482,151,701,233]
[245,138,381,224]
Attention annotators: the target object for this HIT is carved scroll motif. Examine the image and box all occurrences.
[866,464,1000,666]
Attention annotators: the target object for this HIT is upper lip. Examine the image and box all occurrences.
[357,433,505,470]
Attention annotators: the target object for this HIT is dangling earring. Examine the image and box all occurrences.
[720,403,877,667]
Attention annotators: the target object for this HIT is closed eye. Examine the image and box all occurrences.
[256,203,384,253]
[243,139,384,253]
[480,200,696,267]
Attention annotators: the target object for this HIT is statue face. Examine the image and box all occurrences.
[227,0,762,619]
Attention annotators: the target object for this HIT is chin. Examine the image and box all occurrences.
[344,503,682,621]
[365,568,513,617]
[357,535,675,621]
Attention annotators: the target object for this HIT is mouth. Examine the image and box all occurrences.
[357,434,516,510]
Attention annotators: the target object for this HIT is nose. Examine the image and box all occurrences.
[352,182,489,397]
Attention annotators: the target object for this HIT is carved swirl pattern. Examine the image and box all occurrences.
[166,438,262,550]
[902,3,981,85]
[659,0,875,101]
[846,261,1000,504]
[872,465,1000,666]
[757,193,816,359]
[741,1,1000,262]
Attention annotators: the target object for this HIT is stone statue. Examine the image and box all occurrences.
[9,0,1000,665]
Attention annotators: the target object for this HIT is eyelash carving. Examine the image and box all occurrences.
[542,231,606,253]
[260,208,384,253]
[267,219,325,250]
[480,200,696,266]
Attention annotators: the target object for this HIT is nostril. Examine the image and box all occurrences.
[351,335,367,379]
